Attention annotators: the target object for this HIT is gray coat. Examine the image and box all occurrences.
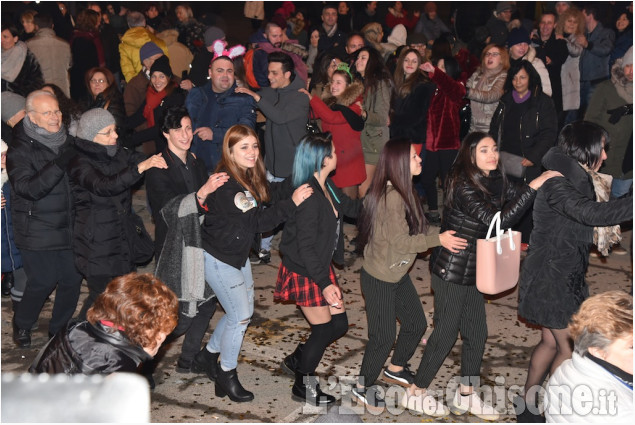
[580,22,615,82]
[257,75,309,178]
[26,28,72,97]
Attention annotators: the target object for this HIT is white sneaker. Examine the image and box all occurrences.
[401,388,449,417]
[450,389,500,421]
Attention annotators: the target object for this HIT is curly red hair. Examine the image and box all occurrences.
[86,273,178,350]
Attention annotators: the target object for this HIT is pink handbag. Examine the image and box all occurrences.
[476,212,522,295]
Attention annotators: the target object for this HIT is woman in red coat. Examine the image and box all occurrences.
[300,64,366,199]
[386,1,420,31]
[419,57,466,224]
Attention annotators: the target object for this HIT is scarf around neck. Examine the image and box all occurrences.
[22,114,67,154]
[579,162,621,255]
[1,41,27,83]
[143,85,168,127]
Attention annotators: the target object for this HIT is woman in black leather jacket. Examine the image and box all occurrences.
[30,273,178,375]
[401,132,559,419]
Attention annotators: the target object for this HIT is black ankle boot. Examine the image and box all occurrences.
[215,368,254,402]
[191,348,220,381]
[2,272,14,297]
[281,343,304,376]
[291,371,335,406]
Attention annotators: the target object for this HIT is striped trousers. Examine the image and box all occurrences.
[414,273,488,388]
[358,268,427,387]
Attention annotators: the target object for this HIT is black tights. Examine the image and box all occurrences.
[523,327,573,404]
[298,312,348,374]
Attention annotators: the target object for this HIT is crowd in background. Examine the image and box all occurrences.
[1,1,632,422]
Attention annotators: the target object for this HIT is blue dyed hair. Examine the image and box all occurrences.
[291,132,334,188]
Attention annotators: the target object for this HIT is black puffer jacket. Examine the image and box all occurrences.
[1,49,44,97]
[489,90,558,181]
[29,321,150,375]
[430,170,536,286]
[6,122,74,251]
[68,138,145,277]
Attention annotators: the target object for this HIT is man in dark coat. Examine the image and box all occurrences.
[532,11,568,125]
[185,55,256,172]
[317,4,347,54]
[7,90,82,348]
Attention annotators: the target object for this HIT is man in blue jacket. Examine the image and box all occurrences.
[185,55,256,172]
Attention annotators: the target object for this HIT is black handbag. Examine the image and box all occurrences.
[111,198,154,265]
[459,102,471,140]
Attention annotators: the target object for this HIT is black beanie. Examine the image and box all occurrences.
[150,55,173,79]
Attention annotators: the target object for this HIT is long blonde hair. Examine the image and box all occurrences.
[215,125,270,203]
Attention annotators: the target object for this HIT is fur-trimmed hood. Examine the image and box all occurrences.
[611,55,633,103]
[320,80,364,107]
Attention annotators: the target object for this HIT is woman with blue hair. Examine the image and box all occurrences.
[274,132,361,406]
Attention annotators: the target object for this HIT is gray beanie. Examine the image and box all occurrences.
[204,26,226,47]
[1,91,26,124]
[77,108,116,141]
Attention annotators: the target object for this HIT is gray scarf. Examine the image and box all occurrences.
[22,114,67,154]
[104,144,118,157]
[580,163,622,256]
[1,41,27,83]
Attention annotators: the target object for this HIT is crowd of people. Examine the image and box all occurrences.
[1,1,633,422]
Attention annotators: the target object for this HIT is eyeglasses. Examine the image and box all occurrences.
[31,110,62,117]
[96,128,116,137]
[90,79,107,85]
[485,52,501,57]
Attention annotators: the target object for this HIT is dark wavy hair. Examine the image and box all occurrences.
[161,106,190,133]
[86,273,178,351]
[557,121,610,170]
[357,138,426,252]
[41,83,82,129]
[504,60,542,95]
[309,51,343,92]
[444,132,505,207]
[354,46,394,94]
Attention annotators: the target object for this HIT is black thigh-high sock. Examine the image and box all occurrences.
[298,321,333,373]
[328,312,348,343]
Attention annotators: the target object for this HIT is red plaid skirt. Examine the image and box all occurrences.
[274,263,339,307]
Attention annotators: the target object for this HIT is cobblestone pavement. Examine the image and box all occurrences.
[1,187,632,423]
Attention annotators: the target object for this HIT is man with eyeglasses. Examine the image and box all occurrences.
[6,90,82,349]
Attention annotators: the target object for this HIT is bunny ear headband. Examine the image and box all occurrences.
[211,39,246,61]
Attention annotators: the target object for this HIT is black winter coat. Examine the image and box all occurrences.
[146,148,208,257]
[490,90,558,181]
[390,81,435,145]
[7,122,74,251]
[430,170,536,286]
[279,176,361,290]
[518,147,634,329]
[68,138,145,277]
[201,176,296,270]
[1,48,44,97]
[29,321,150,375]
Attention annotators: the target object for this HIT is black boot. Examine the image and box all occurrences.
[191,348,220,380]
[291,371,335,406]
[215,368,254,402]
[2,272,14,297]
[12,319,31,348]
[281,343,304,376]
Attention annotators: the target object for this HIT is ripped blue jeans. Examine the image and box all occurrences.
[204,252,254,371]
